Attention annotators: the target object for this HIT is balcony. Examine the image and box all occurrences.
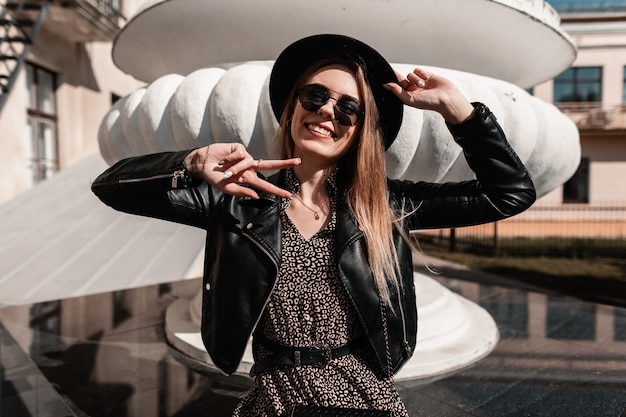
[557,102,626,131]
[7,0,124,43]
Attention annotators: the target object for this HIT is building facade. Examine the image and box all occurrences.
[1,0,625,209]
[535,0,626,206]
[0,0,144,206]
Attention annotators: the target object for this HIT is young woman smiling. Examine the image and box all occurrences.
[92,34,535,416]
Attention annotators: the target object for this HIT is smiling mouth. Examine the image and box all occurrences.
[306,123,336,139]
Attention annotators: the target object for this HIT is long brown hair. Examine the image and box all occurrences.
[276,57,402,306]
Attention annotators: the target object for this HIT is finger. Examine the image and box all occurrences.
[244,176,295,199]
[220,156,255,180]
[412,68,431,80]
[221,182,260,199]
[383,82,405,98]
[223,156,301,180]
[393,70,410,87]
[220,174,292,200]
[257,157,301,171]
[218,144,249,166]
[406,72,426,89]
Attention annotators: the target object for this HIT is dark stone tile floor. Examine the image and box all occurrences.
[1,262,625,417]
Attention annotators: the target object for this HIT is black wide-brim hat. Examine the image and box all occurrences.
[269,34,403,149]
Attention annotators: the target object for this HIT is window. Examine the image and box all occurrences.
[553,66,602,103]
[26,63,58,184]
[563,157,590,204]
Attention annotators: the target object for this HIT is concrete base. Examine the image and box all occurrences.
[165,272,498,384]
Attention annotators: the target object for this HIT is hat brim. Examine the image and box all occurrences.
[269,34,403,149]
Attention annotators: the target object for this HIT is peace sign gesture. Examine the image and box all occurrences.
[184,143,301,199]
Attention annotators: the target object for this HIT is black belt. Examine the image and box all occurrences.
[250,333,365,377]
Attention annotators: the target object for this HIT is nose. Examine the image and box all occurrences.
[317,97,338,120]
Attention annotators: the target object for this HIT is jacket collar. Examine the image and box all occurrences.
[259,169,363,251]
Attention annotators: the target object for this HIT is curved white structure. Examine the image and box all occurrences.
[99,63,580,198]
[165,272,499,383]
[113,0,576,89]
[102,0,581,383]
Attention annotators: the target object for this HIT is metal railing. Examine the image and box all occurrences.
[414,203,626,258]
[557,102,626,130]
[0,0,51,112]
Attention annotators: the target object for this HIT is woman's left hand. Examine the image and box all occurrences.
[385,68,476,124]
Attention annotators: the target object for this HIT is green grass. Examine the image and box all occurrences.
[419,242,626,282]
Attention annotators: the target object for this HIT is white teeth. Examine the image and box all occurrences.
[307,124,333,137]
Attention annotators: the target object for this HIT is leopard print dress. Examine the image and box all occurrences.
[232,170,409,417]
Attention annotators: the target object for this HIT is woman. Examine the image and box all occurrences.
[92,34,536,416]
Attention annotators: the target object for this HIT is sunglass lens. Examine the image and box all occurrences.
[334,111,352,127]
[336,99,362,126]
[299,85,326,107]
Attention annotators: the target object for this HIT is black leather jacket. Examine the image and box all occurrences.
[91,103,536,377]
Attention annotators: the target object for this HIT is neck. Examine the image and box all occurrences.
[292,161,333,200]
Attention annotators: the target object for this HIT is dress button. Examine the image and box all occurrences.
[246,223,253,230]
[205,283,211,291]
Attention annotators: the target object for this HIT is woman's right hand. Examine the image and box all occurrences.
[184,143,301,199]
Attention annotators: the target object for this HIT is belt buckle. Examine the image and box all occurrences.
[313,344,332,368]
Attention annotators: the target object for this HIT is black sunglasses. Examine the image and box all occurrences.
[296,84,364,127]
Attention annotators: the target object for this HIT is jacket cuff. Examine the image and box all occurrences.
[445,102,494,140]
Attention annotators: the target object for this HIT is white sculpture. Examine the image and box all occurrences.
[99,0,581,382]
[99,63,580,198]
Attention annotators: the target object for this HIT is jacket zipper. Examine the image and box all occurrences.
[118,169,186,188]
[397,290,412,358]
[394,204,413,359]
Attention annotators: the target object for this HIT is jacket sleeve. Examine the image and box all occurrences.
[387,102,536,230]
[91,150,213,229]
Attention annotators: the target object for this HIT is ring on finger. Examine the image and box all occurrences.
[257,159,263,170]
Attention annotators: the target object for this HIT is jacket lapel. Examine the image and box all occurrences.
[237,172,285,265]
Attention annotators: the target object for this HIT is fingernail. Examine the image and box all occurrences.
[218,160,225,166]
[223,171,233,179]
[383,83,391,91]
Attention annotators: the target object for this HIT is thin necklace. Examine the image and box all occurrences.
[293,193,320,220]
